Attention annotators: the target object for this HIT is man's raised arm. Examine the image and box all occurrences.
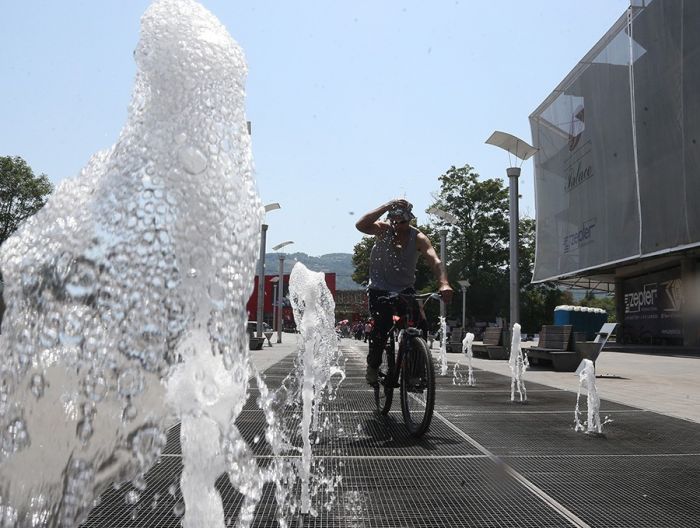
[416,232,454,304]
[355,199,409,235]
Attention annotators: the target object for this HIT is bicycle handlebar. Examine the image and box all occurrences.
[378,291,441,303]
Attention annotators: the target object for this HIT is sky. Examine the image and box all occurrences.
[0,0,631,257]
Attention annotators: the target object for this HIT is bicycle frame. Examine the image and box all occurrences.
[380,292,438,387]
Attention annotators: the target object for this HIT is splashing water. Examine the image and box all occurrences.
[574,359,606,435]
[452,332,475,386]
[0,1,302,526]
[509,324,528,403]
[438,316,448,376]
[288,263,345,516]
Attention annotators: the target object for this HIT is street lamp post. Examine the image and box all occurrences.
[426,207,459,321]
[438,230,447,321]
[257,203,281,337]
[486,131,537,328]
[426,206,459,376]
[457,279,470,329]
[269,277,279,333]
[272,240,294,343]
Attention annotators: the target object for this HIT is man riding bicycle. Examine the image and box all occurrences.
[355,199,453,385]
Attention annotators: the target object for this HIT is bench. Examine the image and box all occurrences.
[247,322,266,350]
[472,327,509,360]
[446,327,464,353]
[527,325,578,371]
[249,336,265,350]
[572,322,617,367]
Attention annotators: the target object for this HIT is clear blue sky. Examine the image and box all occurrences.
[1,1,630,257]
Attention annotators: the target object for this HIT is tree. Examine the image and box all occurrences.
[429,164,511,322]
[0,156,53,246]
[577,292,616,322]
[428,164,571,332]
[351,237,374,287]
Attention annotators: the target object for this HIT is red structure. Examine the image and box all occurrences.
[247,272,336,330]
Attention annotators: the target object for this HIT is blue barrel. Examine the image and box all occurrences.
[553,308,572,326]
[553,306,608,340]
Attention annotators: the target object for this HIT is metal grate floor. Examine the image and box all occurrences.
[83,341,700,527]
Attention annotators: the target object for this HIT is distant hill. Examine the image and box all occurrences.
[264,252,364,290]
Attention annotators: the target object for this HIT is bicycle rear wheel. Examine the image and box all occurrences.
[400,336,435,436]
[375,335,395,415]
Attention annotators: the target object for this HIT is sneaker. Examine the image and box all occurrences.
[365,365,378,386]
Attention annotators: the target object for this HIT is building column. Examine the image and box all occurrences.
[615,278,625,345]
[681,257,697,347]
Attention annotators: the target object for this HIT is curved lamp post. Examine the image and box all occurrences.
[257,202,281,337]
[485,131,537,327]
[271,240,294,343]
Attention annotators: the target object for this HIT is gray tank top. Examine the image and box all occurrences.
[368,226,419,292]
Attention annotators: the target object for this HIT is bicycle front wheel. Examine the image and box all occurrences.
[400,336,435,436]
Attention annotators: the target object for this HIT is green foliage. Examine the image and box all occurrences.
[429,164,511,322]
[428,164,569,332]
[0,156,53,246]
[351,236,374,286]
[520,284,568,334]
[577,293,616,322]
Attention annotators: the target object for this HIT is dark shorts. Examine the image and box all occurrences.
[366,288,427,368]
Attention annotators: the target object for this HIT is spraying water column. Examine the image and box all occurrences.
[0,1,300,526]
[508,323,528,403]
[288,263,345,516]
[574,359,603,435]
[439,316,448,376]
[452,332,475,386]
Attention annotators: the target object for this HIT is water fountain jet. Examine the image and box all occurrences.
[452,332,475,386]
[508,323,528,403]
[0,1,301,526]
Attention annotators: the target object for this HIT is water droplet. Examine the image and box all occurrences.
[123,404,138,421]
[65,259,98,299]
[77,418,93,443]
[178,145,208,174]
[173,501,185,517]
[30,373,45,398]
[118,368,144,398]
[132,475,148,491]
[208,282,226,309]
[125,490,140,505]
[131,426,167,470]
[4,418,30,453]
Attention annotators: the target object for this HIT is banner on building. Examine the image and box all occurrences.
[530,0,700,282]
[622,267,683,344]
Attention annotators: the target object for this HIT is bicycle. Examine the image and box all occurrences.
[373,291,440,437]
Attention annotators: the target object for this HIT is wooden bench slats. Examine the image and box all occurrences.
[472,327,507,359]
[526,325,579,371]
